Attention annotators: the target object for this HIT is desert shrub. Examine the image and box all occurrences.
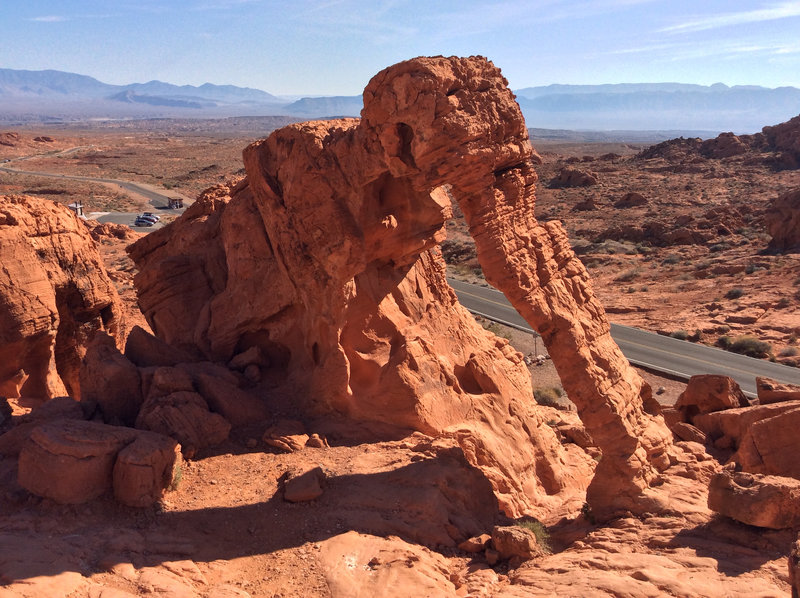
[777,297,791,309]
[169,462,183,491]
[670,330,689,340]
[725,288,745,300]
[615,268,640,283]
[661,255,680,265]
[780,347,799,357]
[515,520,552,554]
[689,330,702,342]
[484,321,512,341]
[709,242,730,253]
[726,336,772,358]
[744,263,761,274]
[534,386,563,407]
[717,335,733,349]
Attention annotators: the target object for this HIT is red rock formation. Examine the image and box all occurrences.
[0,195,126,399]
[549,166,598,188]
[700,132,749,158]
[675,375,751,421]
[708,469,800,529]
[17,419,179,506]
[129,56,671,517]
[765,188,800,251]
[763,113,800,167]
[757,376,800,404]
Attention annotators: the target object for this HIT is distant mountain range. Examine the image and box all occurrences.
[2,68,799,133]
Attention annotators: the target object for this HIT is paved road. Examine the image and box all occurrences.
[0,149,191,210]
[448,278,800,397]
[1,151,191,232]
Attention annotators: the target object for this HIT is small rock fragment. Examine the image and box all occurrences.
[284,466,325,502]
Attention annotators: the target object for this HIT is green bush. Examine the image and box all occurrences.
[615,268,640,282]
[725,288,745,300]
[515,519,552,553]
[722,335,772,358]
[780,347,799,357]
[484,321,512,341]
[534,386,563,407]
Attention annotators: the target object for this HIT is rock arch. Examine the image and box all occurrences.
[131,56,672,517]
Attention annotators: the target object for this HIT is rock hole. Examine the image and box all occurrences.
[396,122,417,168]
[312,342,320,366]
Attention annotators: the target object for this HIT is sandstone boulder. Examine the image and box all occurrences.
[491,525,544,561]
[124,325,196,368]
[113,431,181,507]
[458,534,491,553]
[614,192,647,208]
[693,400,800,449]
[0,195,126,399]
[79,331,142,425]
[708,469,800,529]
[675,375,750,422]
[192,371,268,426]
[757,376,800,404]
[0,369,28,399]
[283,466,325,502]
[765,189,800,251]
[671,422,707,445]
[135,391,230,456]
[549,166,598,188]
[18,420,137,503]
[263,419,309,452]
[733,407,800,478]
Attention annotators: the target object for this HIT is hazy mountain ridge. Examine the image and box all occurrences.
[1,68,799,132]
[0,68,280,105]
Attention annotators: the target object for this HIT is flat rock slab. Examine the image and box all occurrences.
[708,469,800,529]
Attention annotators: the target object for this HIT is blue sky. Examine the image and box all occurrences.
[2,1,800,95]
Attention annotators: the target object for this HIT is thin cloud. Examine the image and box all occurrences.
[661,1,800,34]
[28,15,68,22]
[193,0,262,10]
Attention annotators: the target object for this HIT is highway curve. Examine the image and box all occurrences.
[448,278,800,398]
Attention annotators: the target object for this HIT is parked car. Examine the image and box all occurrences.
[134,216,154,227]
[142,212,161,222]
[136,213,159,225]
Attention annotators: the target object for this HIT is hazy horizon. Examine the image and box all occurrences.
[3,1,800,96]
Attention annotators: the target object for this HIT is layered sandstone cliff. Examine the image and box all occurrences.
[129,56,672,516]
[0,195,126,399]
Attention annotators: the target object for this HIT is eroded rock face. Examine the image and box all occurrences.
[708,469,800,529]
[0,195,126,399]
[765,188,800,251]
[129,56,670,516]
